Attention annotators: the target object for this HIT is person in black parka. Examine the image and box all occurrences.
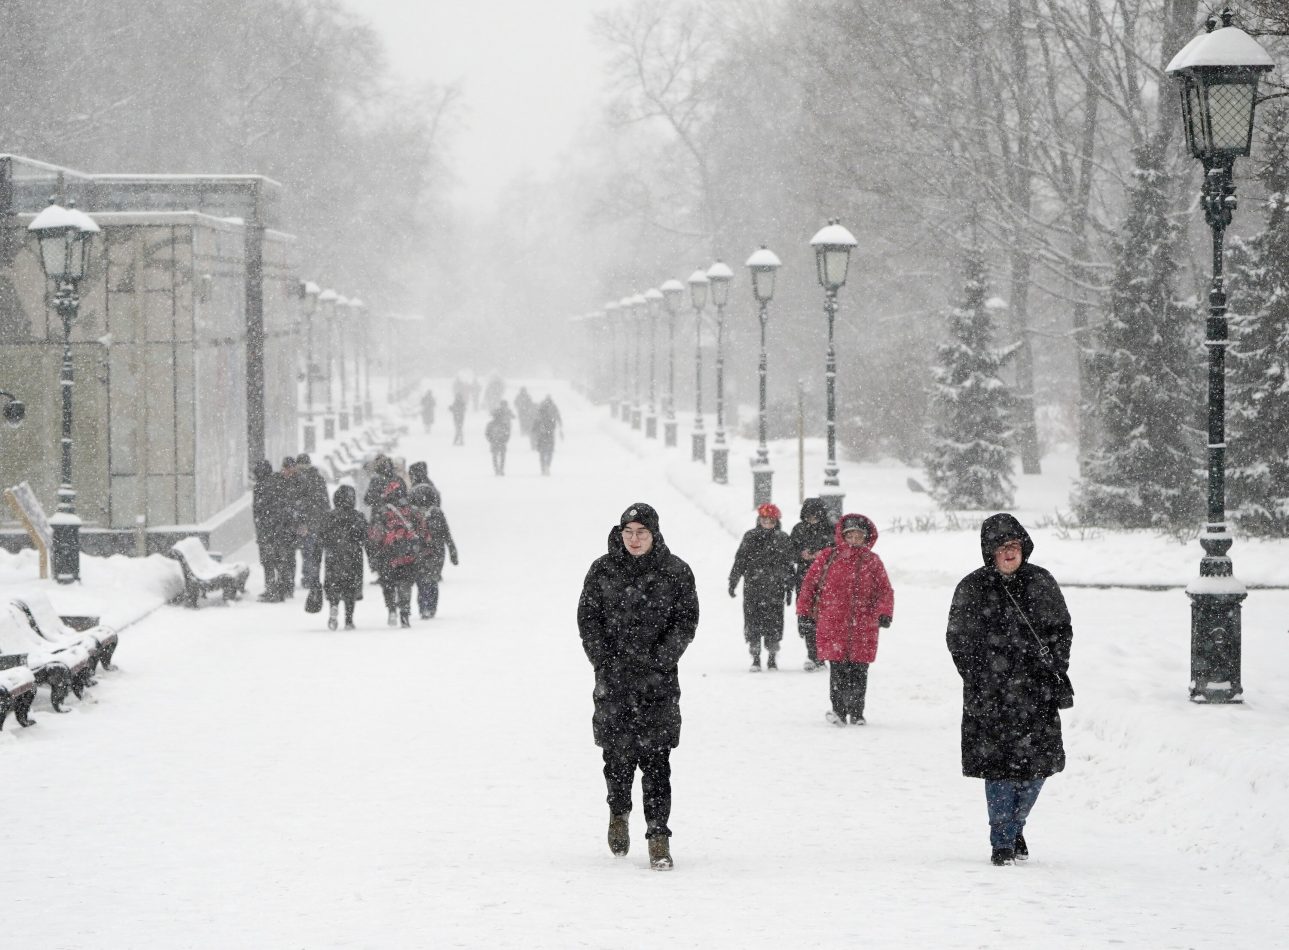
[531,395,563,476]
[790,498,834,670]
[294,453,331,593]
[577,502,699,871]
[484,400,515,475]
[728,503,796,671]
[252,460,290,602]
[946,513,1074,867]
[408,465,458,619]
[319,485,368,630]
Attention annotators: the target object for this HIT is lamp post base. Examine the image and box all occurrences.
[339,410,350,432]
[365,399,373,418]
[819,488,845,523]
[712,444,729,485]
[324,416,336,441]
[664,419,677,447]
[646,414,658,439]
[752,465,774,508]
[51,517,81,584]
[610,399,620,419]
[303,422,317,454]
[631,408,642,430]
[692,431,706,463]
[352,404,363,426]
[1187,586,1246,703]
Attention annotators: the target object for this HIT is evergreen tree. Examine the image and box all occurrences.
[1226,107,1289,536]
[1074,141,1201,530]
[924,251,1015,509]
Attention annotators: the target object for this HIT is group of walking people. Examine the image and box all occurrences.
[252,453,459,630]
[580,498,1073,871]
[442,380,564,476]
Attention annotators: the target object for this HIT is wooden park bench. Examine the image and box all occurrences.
[0,602,92,712]
[170,537,250,608]
[0,665,36,730]
[11,591,119,674]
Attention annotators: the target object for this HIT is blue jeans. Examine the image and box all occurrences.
[984,778,1045,850]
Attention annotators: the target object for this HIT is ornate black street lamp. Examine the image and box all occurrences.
[687,269,709,461]
[1166,8,1273,704]
[707,260,733,484]
[644,287,663,439]
[604,301,621,418]
[809,219,857,521]
[746,245,781,508]
[660,278,684,447]
[28,201,100,584]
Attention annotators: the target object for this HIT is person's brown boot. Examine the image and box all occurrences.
[648,835,673,870]
[608,814,630,856]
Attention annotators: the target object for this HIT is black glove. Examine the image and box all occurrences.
[878,615,892,628]
[784,588,793,606]
[450,553,459,566]
[798,616,816,637]
[728,585,737,599]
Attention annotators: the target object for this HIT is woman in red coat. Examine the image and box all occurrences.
[796,513,894,726]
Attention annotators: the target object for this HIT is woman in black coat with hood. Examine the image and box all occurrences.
[577,502,699,871]
[789,497,834,670]
[946,513,1074,866]
[319,485,368,630]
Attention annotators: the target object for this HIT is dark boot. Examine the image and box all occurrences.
[608,814,630,857]
[748,652,762,673]
[1014,833,1028,861]
[766,651,778,671]
[648,836,673,870]
[991,847,1015,866]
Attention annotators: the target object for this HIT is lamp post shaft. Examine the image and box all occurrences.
[757,304,769,465]
[692,308,706,462]
[52,284,81,583]
[647,309,658,438]
[632,313,642,430]
[711,303,728,484]
[1188,160,1245,703]
[820,289,844,520]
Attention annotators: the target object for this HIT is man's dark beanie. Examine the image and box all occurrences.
[619,502,660,535]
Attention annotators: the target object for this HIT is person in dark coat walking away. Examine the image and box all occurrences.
[946,513,1073,867]
[531,395,563,475]
[420,389,436,433]
[363,455,405,521]
[367,480,431,628]
[449,392,467,446]
[728,503,796,671]
[294,453,330,593]
[408,464,458,619]
[513,386,535,437]
[797,513,894,726]
[577,502,699,871]
[319,485,368,629]
[484,400,514,475]
[276,456,304,598]
[252,460,290,602]
[790,497,834,671]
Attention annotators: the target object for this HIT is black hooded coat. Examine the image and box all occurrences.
[946,513,1073,780]
[577,507,700,751]
[789,498,834,592]
[728,522,795,637]
[320,485,368,601]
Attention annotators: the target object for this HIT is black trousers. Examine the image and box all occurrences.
[381,580,413,618]
[602,745,673,839]
[829,661,870,718]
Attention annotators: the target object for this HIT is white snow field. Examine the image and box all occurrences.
[3,381,1288,949]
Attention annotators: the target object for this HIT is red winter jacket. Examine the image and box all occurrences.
[795,514,894,664]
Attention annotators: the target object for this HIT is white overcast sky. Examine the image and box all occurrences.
[349,0,616,212]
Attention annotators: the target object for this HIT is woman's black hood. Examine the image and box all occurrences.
[799,497,830,523]
[333,485,356,510]
[979,512,1033,567]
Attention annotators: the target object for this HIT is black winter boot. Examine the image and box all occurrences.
[608,814,630,857]
[991,847,1015,866]
[648,836,673,870]
[1014,833,1028,860]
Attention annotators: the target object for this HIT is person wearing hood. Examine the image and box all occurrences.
[294,453,331,594]
[946,513,1074,867]
[252,459,292,602]
[367,480,431,628]
[484,400,515,476]
[319,485,369,630]
[577,503,699,871]
[790,498,835,671]
[728,503,796,671]
[796,513,895,726]
[408,463,458,620]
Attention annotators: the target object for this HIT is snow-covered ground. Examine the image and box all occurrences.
[3,381,1287,948]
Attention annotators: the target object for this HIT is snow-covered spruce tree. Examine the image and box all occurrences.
[1226,107,1289,537]
[924,251,1015,509]
[1074,141,1201,530]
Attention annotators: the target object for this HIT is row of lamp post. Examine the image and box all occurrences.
[298,281,371,452]
[592,219,858,518]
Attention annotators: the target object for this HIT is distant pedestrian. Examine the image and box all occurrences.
[420,389,437,433]
[449,393,467,446]
[367,480,431,628]
[363,455,404,520]
[577,502,699,871]
[252,460,291,602]
[514,386,535,437]
[294,453,330,593]
[483,374,504,414]
[946,513,1073,867]
[796,513,894,726]
[790,498,834,671]
[532,395,563,475]
[728,503,796,671]
[409,471,458,619]
[485,400,515,476]
[319,485,368,630]
[277,456,302,598]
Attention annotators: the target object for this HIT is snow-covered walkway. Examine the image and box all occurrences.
[4,382,1287,948]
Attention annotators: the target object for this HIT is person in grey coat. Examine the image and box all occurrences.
[946,513,1074,866]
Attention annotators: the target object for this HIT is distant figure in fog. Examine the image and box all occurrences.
[532,395,563,476]
[409,466,458,619]
[450,393,467,446]
[514,387,535,437]
[319,485,368,630]
[420,389,436,433]
[485,400,515,476]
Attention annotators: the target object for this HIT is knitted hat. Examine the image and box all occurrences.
[619,502,660,535]
[757,503,782,522]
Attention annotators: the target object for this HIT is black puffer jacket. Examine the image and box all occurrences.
[320,485,368,601]
[946,513,1073,780]
[577,526,699,751]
